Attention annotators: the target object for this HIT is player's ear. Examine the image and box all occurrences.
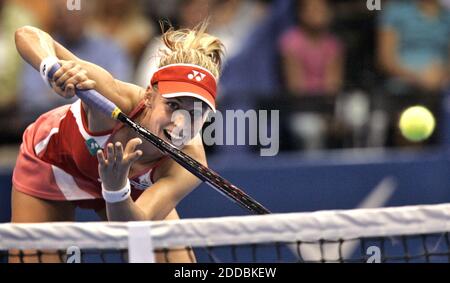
[145,84,160,108]
[144,85,153,108]
[144,97,152,108]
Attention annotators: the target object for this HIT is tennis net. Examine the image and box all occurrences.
[0,203,449,263]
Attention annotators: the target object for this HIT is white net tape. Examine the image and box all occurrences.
[1,203,449,251]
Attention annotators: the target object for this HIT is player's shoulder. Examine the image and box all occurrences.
[115,80,146,114]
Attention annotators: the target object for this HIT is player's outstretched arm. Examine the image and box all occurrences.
[14,26,141,114]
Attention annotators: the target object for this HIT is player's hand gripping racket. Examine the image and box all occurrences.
[47,63,270,215]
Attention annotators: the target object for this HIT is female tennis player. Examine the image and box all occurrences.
[11,24,224,263]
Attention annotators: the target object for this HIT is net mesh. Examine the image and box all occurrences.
[1,203,449,263]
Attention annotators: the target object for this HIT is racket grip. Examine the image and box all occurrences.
[47,63,119,118]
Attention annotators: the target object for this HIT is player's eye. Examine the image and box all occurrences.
[167,101,180,111]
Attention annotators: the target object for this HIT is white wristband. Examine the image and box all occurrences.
[39,56,59,87]
[102,179,131,203]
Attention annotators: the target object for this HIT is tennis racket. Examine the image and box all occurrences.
[47,64,270,215]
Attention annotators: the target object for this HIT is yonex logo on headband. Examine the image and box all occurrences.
[150,64,217,112]
[188,70,206,82]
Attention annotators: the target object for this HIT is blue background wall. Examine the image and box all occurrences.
[2,148,449,223]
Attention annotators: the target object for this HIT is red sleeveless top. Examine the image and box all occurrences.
[13,99,165,209]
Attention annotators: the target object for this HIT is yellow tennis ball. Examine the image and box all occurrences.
[399,106,435,142]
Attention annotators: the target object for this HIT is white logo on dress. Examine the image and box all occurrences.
[188,70,206,82]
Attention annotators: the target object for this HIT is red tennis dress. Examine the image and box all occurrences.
[12,99,164,211]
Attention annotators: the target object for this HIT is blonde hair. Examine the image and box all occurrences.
[158,22,225,80]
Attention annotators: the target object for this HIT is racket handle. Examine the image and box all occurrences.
[47,63,120,119]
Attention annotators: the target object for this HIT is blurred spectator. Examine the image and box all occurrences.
[14,0,54,31]
[441,0,450,9]
[176,0,211,28]
[135,0,211,87]
[135,0,267,88]
[198,0,295,156]
[377,0,450,148]
[209,0,268,63]
[90,0,154,66]
[145,0,179,24]
[219,0,296,105]
[19,0,132,127]
[378,0,450,94]
[276,0,345,151]
[0,0,35,144]
[279,0,344,95]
